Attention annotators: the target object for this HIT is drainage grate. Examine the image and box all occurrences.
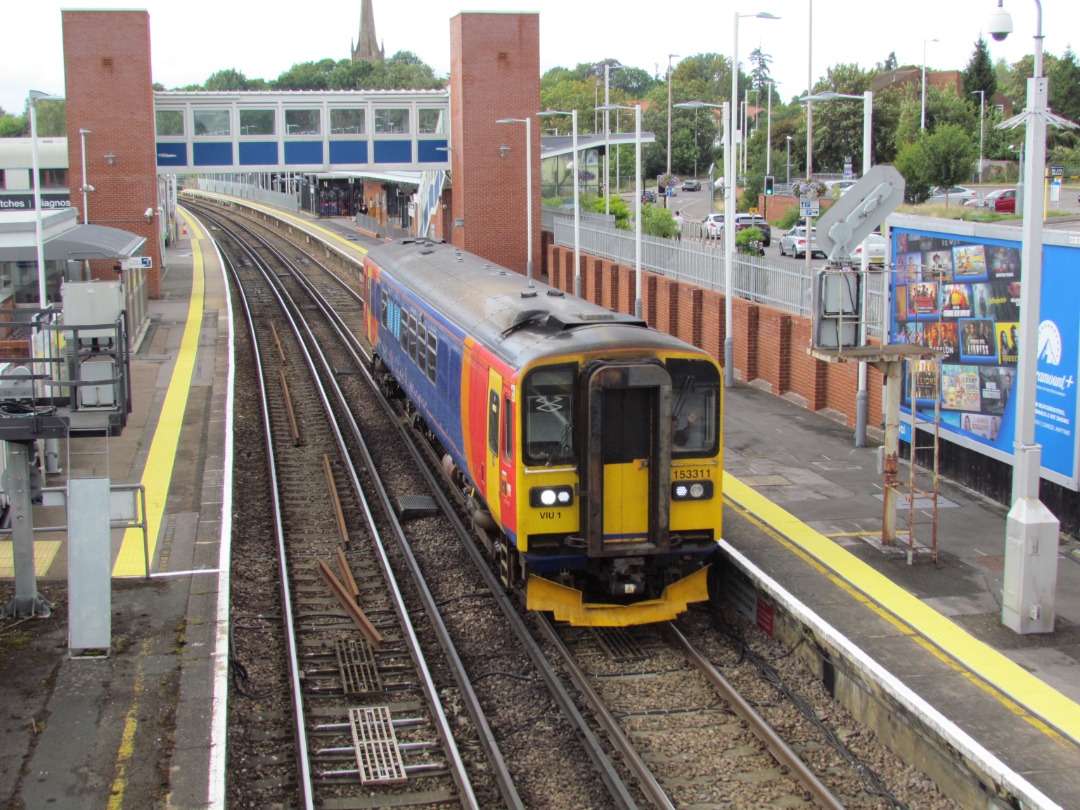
[395,494,438,521]
[335,638,382,695]
[349,706,407,785]
[592,627,646,661]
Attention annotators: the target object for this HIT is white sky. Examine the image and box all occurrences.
[4,1,1077,116]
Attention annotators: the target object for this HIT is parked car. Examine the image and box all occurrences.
[994,188,1018,213]
[965,188,1015,209]
[825,179,858,198]
[702,213,725,239]
[850,232,886,266]
[681,178,702,191]
[733,213,771,247]
[641,189,657,204]
[927,185,975,205]
[778,225,825,259]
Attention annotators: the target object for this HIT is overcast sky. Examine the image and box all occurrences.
[4,1,1077,116]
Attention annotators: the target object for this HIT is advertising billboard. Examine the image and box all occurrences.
[888,221,1079,490]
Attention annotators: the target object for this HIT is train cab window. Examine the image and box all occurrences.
[523,366,575,466]
[488,392,500,456]
[668,358,721,457]
[426,333,437,383]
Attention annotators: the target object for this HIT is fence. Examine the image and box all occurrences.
[551,216,885,339]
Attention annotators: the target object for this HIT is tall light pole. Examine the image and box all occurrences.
[921,37,939,131]
[990,0,1075,634]
[806,0,814,177]
[972,89,986,183]
[730,11,779,387]
[803,90,874,446]
[496,117,534,286]
[538,109,580,297]
[786,135,793,184]
[666,54,679,178]
[78,128,93,225]
[28,90,64,308]
[765,79,774,177]
[598,103,644,317]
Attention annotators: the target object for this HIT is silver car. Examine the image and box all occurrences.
[778,225,825,259]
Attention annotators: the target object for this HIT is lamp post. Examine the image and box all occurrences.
[765,79,774,177]
[598,103,643,318]
[730,10,780,387]
[802,90,874,446]
[921,37,939,131]
[972,89,986,183]
[538,109,580,297]
[786,134,792,184]
[989,0,1076,634]
[28,90,65,308]
[78,128,92,225]
[604,63,626,215]
[496,117,535,286]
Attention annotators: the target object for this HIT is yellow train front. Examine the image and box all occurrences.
[363,239,722,627]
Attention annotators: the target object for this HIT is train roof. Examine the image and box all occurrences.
[367,238,707,368]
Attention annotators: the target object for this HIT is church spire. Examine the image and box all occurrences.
[351,0,384,62]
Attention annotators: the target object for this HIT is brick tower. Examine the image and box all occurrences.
[62,10,162,297]
[449,13,540,276]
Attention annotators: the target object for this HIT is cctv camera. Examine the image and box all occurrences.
[987,6,1013,41]
[144,207,154,219]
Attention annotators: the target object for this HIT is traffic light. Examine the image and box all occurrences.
[764,175,775,196]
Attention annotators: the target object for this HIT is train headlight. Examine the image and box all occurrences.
[530,485,575,508]
[671,480,714,501]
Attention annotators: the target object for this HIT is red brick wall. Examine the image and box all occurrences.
[450,13,540,274]
[62,10,161,298]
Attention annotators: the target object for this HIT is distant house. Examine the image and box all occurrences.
[873,67,1014,117]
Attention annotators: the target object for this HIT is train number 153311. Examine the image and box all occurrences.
[672,468,709,481]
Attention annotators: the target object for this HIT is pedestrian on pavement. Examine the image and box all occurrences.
[673,211,684,242]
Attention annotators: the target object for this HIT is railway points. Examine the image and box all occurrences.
[0,196,1078,808]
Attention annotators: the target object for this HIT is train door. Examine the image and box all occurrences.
[485,367,503,529]
[582,362,672,556]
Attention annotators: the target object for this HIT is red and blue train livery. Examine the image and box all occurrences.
[363,238,723,626]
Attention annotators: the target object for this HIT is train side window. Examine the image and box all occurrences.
[417,323,427,374]
[503,397,513,460]
[488,391,500,456]
[426,333,437,383]
[381,290,388,327]
[409,315,418,363]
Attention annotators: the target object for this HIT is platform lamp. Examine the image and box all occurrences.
[989,0,1077,634]
[537,109,580,298]
[603,64,626,215]
[496,117,535,287]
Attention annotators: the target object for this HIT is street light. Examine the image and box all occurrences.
[730,10,780,387]
[598,103,643,318]
[28,90,64,308]
[990,0,1077,634]
[921,38,939,131]
[803,89,874,447]
[538,109,580,298]
[78,128,93,226]
[786,134,793,184]
[496,117,534,287]
[666,54,679,178]
[971,89,986,183]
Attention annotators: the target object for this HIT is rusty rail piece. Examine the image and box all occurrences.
[277,368,301,445]
[323,454,352,551]
[316,559,384,649]
[334,546,362,604]
[269,320,287,364]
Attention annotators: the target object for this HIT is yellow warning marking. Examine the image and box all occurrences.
[723,473,1080,746]
[0,541,62,577]
[112,210,204,576]
[107,638,150,809]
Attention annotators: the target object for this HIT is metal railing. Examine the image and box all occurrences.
[552,217,885,338]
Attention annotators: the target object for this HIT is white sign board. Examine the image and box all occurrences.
[122,256,153,270]
[800,199,820,218]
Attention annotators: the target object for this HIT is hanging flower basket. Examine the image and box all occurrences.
[792,177,827,200]
[657,172,681,190]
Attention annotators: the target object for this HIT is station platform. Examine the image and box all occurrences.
[0,202,1077,808]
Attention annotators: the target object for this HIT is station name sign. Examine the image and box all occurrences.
[0,194,73,211]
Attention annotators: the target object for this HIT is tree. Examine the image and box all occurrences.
[963,38,997,101]
[896,125,976,203]
[877,51,899,71]
[204,69,253,91]
[748,47,773,94]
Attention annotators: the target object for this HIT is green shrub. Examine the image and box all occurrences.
[735,226,764,252]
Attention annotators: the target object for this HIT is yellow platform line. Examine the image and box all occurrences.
[112,212,205,576]
[723,473,1080,746]
[0,541,62,577]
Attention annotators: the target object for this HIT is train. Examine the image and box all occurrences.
[362,237,723,626]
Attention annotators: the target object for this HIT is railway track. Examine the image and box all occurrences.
[190,197,957,809]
